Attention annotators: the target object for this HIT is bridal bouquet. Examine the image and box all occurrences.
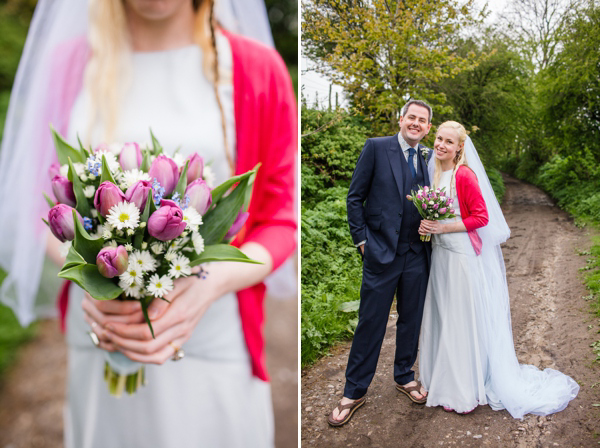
[407,186,455,241]
[44,127,259,397]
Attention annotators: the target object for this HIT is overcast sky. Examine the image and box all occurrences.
[301,0,509,109]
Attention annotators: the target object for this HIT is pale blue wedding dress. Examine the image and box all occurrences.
[419,169,579,418]
[64,34,273,448]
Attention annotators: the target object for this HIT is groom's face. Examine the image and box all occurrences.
[398,105,432,146]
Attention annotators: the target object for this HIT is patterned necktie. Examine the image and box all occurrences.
[408,147,417,178]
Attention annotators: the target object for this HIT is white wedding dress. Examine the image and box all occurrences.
[419,169,579,418]
[64,34,273,448]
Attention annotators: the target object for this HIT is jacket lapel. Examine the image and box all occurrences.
[386,134,410,198]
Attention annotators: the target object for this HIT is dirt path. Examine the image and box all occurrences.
[301,175,600,447]
[0,295,298,448]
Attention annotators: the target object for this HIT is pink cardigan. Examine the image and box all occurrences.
[455,165,489,255]
[54,31,297,381]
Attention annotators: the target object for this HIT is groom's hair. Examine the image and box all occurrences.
[401,100,433,123]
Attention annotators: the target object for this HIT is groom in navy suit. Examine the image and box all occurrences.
[329,100,433,426]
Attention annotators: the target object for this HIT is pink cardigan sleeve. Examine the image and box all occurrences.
[456,166,489,232]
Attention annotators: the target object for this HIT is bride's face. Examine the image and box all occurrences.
[124,0,194,21]
[434,128,463,163]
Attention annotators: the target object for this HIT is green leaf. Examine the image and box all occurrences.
[189,244,262,267]
[150,129,163,156]
[339,300,360,313]
[67,158,91,217]
[140,299,155,339]
[200,177,249,245]
[173,160,189,198]
[210,166,259,205]
[43,193,56,208]
[41,218,49,227]
[72,209,104,264]
[100,155,117,184]
[140,151,151,172]
[51,125,85,165]
[58,264,123,300]
[61,245,87,270]
[134,191,154,250]
[77,134,91,159]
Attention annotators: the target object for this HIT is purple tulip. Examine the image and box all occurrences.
[51,175,76,207]
[125,180,152,212]
[96,246,129,278]
[439,207,447,214]
[48,204,83,242]
[149,155,179,196]
[225,210,249,240]
[147,199,187,241]
[119,142,142,171]
[432,203,439,210]
[48,163,61,180]
[421,203,428,210]
[185,178,212,215]
[449,208,455,214]
[185,153,204,184]
[448,198,454,205]
[94,181,126,217]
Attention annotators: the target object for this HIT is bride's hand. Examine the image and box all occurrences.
[419,219,445,235]
[101,272,221,364]
[82,292,145,352]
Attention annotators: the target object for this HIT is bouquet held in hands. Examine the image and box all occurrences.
[407,186,455,241]
[44,127,259,397]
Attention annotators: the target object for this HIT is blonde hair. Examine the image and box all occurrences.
[84,0,233,173]
[433,121,468,197]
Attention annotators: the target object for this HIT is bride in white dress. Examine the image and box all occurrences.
[0,0,296,447]
[418,121,579,418]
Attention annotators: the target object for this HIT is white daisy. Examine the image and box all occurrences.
[141,242,148,250]
[108,143,123,155]
[102,228,112,240]
[150,242,164,255]
[59,164,69,177]
[83,185,96,198]
[164,247,178,262]
[121,169,152,190]
[124,243,133,252]
[103,240,117,248]
[118,278,144,299]
[119,265,143,287]
[106,201,140,230]
[202,165,215,187]
[169,254,192,278]
[192,231,205,255]
[182,208,202,233]
[95,150,121,174]
[129,250,157,272]
[59,241,72,258]
[147,274,174,298]
[172,153,186,168]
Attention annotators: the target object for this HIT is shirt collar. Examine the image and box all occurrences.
[397,133,420,153]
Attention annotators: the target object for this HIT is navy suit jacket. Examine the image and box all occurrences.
[347,134,432,270]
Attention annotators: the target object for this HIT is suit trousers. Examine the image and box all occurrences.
[344,248,429,399]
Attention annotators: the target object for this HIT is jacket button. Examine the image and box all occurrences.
[398,213,402,217]
[395,230,399,234]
